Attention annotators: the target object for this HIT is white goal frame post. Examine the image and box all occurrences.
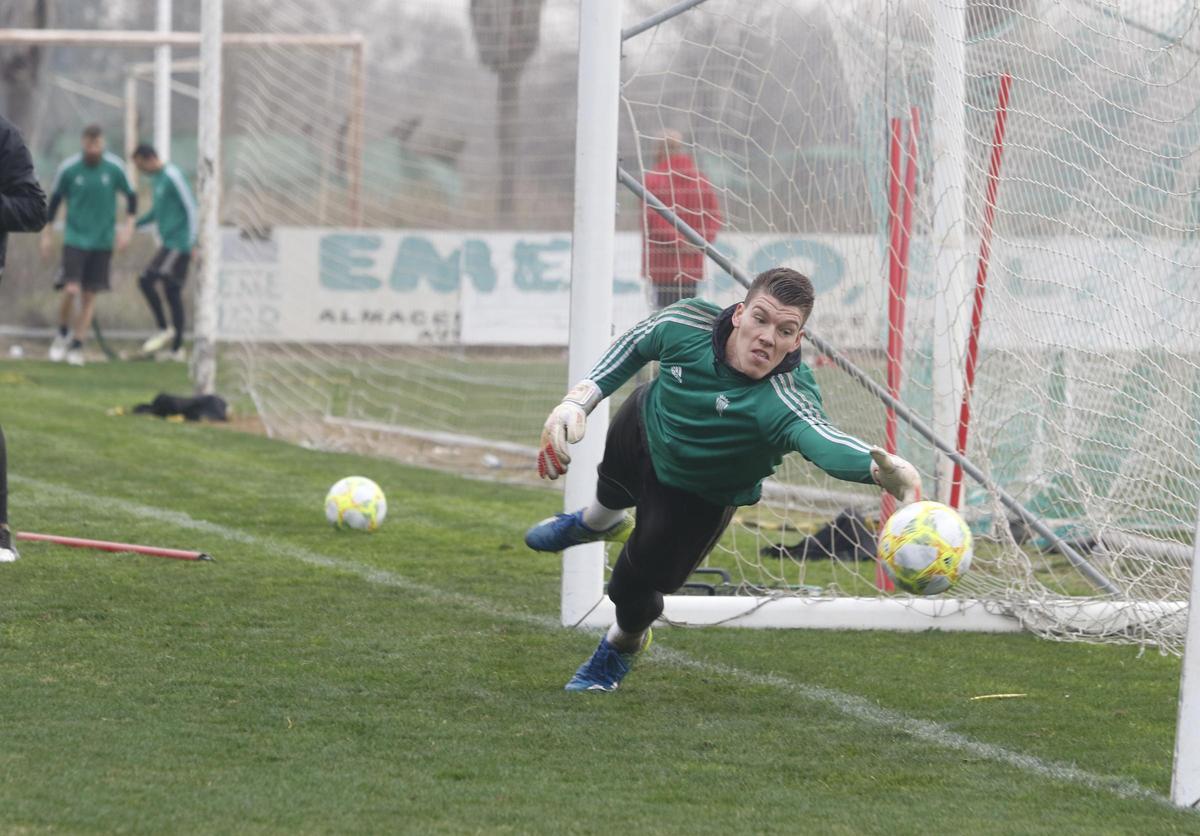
[1174,506,1200,809]
[0,19,366,394]
[569,0,1200,809]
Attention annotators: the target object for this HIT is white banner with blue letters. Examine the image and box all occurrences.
[217,227,1195,351]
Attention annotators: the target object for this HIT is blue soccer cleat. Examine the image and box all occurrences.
[564,630,652,692]
[524,509,632,553]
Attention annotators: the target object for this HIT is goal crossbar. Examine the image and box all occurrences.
[0,29,364,48]
[621,0,712,42]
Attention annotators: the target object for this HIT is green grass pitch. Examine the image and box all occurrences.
[0,358,1196,833]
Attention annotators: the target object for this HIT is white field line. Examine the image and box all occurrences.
[10,474,1175,809]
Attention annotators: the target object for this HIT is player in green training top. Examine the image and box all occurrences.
[41,124,137,366]
[524,267,922,692]
[131,143,198,361]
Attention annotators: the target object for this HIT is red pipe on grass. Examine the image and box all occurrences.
[16,532,212,561]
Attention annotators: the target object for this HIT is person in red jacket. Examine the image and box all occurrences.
[642,130,723,310]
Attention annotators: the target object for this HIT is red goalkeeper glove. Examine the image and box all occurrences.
[537,380,602,480]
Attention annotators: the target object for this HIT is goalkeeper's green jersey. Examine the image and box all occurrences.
[48,152,135,251]
[587,299,875,507]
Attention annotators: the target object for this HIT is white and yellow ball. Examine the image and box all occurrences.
[325,476,387,532]
[877,500,972,595]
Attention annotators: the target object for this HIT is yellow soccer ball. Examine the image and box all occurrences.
[325,476,387,532]
[877,500,972,595]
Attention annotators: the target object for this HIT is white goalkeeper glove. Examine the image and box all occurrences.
[537,380,602,480]
[869,446,922,505]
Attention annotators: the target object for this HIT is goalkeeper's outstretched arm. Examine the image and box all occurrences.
[783,421,922,505]
[536,312,665,479]
[767,380,922,504]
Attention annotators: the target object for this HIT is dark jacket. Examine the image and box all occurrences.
[0,113,48,282]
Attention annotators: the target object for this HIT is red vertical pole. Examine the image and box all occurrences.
[879,110,919,590]
[897,106,920,326]
[949,73,1012,510]
[884,118,903,460]
[879,117,904,590]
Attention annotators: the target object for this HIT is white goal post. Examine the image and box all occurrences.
[1174,507,1200,808]
[562,0,621,627]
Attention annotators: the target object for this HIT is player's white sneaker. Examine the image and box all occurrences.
[48,333,69,362]
[0,528,19,563]
[141,327,175,355]
[66,345,85,367]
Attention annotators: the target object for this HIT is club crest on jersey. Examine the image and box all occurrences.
[669,365,683,383]
[715,394,730,416]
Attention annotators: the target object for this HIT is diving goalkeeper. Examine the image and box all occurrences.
[524,267,921,692]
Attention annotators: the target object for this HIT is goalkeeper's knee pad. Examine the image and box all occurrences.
[607,568,663,634]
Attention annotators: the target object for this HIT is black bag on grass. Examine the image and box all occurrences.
[133,393,229,422]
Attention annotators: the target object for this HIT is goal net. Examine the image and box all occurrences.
[217,1,1200,653]
[615,0,1200,652]
[216,0,582,477]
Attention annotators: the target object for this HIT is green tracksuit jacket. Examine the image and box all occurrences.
[587,299,875,506]
[136,162,197,253]
[48,152,134,251]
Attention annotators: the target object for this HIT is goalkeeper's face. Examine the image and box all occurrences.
[728,293,806,379]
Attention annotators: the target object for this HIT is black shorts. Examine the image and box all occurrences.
[56,246,112,292]
[143,248,191,288]
[598,385,735,597]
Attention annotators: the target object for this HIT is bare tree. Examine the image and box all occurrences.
[0,0,51,136]
[469,0,546,218]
